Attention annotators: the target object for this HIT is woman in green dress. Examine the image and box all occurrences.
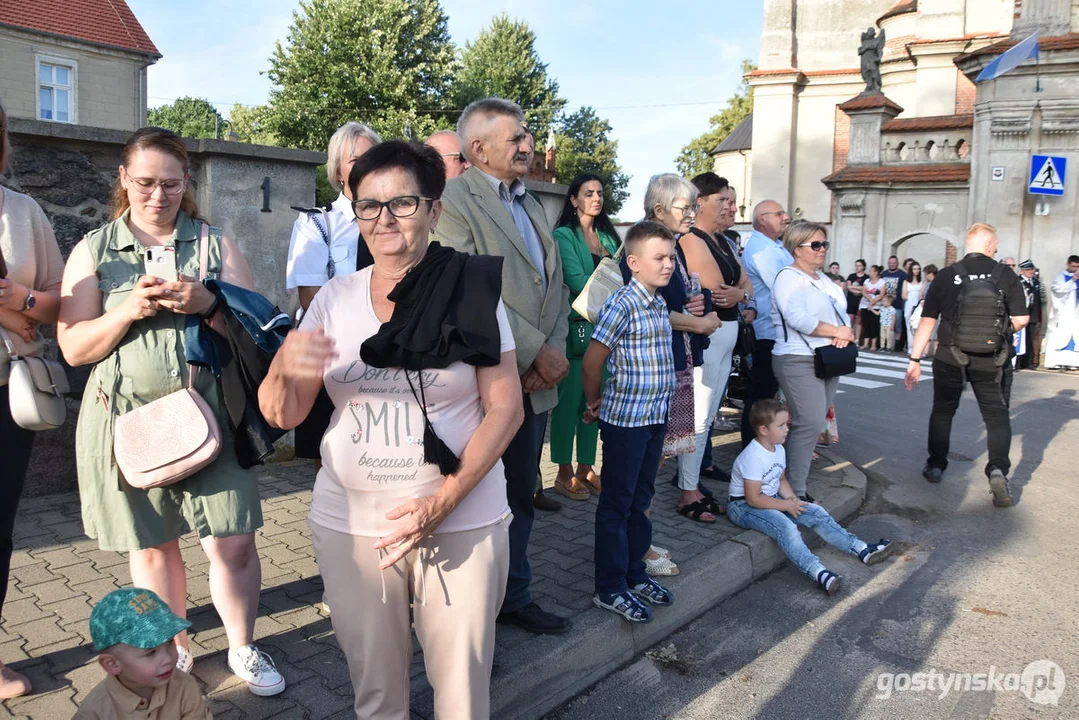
[550,174,621,500]
[57,128,285,696]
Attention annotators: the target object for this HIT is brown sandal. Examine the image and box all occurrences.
[576,471,602,495]
[554,477,591,501]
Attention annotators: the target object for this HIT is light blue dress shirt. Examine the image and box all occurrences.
[476,169,547,292]
[742,229,794,341]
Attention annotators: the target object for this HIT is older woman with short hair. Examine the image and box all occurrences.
[260,140,522,719]
[637,174,721,522]
[286,121,381,462]
[771,222,854,500]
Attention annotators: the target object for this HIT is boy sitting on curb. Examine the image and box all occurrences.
[582,221,678,623]
[727,399,896,595]
[75,588,211,719]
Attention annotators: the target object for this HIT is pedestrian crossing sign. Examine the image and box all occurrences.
[1028,154,1066,196]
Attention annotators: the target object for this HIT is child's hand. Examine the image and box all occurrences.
[785,498,809,518]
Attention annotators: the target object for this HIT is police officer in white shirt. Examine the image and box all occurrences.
[286,122,382,313]
[285,122,380,463]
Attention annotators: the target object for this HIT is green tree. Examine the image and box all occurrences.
[675,60,756,177]
[554,107,629,214]
[453,13,565,141]
[265,0,457,150]
[147,96,224,139]
[227,103,278,146]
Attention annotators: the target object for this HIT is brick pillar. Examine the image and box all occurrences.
[945,241,958,266]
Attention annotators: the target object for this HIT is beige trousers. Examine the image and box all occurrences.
[310,515,510,719]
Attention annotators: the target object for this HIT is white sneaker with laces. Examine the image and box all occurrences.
[228,644,286,696]
[175,646,193,674]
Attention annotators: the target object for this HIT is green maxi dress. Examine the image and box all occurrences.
[76,210,261,551]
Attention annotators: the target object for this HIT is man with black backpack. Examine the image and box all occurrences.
[904,224,1029,508]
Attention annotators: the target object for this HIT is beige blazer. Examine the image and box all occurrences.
[432,167,570,413]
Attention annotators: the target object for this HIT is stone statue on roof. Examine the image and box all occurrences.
[858,26,886,95]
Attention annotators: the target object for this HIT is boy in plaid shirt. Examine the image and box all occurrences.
[582,221,677,623]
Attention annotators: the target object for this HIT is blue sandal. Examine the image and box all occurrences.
[632,578,674,606]
[594,591,653,623]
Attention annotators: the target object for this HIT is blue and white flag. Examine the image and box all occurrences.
[976,32,1039,83]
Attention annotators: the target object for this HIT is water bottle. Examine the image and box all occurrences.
[688,271,702,297]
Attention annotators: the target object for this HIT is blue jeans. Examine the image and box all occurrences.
[501,396,549,612]
[727,499,867,580]
[594,421,666,595]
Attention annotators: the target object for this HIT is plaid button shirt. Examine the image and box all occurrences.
[592,278,676,427]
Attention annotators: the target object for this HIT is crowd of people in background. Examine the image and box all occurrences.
[0,91,1076,718]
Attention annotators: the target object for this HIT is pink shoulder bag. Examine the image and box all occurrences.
[111,224,222,489]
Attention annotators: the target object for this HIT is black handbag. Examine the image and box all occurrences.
[775,268,858,380]
[811,342,858,379]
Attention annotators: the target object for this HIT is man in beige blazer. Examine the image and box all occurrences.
[432,98,572,635]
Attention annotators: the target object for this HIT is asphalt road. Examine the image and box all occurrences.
[550,363,1078,719]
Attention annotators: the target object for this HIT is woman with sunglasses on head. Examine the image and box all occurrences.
[549,173,620,501]
[0,99,65,700]
[57,127,285,696]
[771,222,853,501]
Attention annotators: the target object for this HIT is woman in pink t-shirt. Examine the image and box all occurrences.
[260,141,523,719]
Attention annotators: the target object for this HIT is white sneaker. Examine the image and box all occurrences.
[228,644,286,696]
[175,646,193,674]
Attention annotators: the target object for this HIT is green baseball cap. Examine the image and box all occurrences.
[89,588,191,652]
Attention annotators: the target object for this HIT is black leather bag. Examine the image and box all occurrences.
[811,342,858,379]
[775,268,858,380]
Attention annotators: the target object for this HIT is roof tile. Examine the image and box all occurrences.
[0,0,159,57]
[823,163,970,184]
[881,114,973,131]
[838,94,905,113]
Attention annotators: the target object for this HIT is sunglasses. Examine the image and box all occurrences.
[799,241,830,251]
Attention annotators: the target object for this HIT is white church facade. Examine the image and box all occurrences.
[718,0,1079,274]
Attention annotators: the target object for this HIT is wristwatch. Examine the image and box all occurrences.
[21,289,35,312]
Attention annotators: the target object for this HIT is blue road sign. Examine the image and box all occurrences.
[1029,155,1066,196]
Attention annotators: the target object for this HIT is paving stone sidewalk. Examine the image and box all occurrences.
[0,420,865,720]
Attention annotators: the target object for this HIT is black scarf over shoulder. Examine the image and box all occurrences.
[360,242,504,474]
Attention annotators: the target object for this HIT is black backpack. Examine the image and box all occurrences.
[951,261,1008,353]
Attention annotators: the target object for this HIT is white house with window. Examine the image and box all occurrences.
[0,0,160,131]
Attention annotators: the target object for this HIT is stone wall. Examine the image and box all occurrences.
[4,118,324,496]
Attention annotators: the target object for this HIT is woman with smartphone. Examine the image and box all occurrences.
[57,127,286,697]
[0,99,65,700]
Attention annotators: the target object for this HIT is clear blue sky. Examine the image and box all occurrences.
[127,0,762,218]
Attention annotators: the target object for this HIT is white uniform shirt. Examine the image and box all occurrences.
[285,193,362,290]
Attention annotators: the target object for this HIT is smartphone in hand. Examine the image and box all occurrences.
[145,247,178,283]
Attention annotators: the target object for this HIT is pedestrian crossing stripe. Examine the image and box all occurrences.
[1029,154,1066,196]
[834,351,931,393]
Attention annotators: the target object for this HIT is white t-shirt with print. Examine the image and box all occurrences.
[300,265,514,537]
[730,440,786,499]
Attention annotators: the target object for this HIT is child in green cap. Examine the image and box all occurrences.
[75,588,211,719]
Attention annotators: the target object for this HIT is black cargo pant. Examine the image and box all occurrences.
[926,358,1011,478]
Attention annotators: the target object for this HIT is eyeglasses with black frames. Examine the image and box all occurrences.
[352,195,435,221]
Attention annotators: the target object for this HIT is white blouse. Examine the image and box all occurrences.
[771,266,851,357]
